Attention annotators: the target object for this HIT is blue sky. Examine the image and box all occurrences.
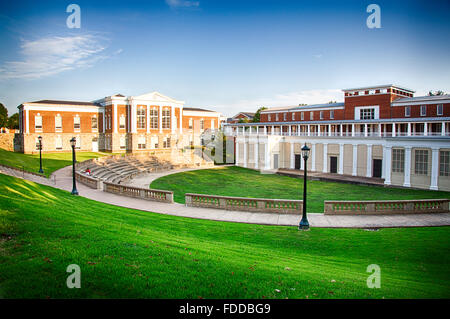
[0,0,449,116]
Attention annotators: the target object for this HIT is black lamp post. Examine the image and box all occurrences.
[38,136,44,174]
[299,143,310,230]
[70,137,78,195]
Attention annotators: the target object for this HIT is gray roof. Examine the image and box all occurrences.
[392,94,450,105]
[28,100,100,106]
[183,107,216,112]
[262,102,344,112]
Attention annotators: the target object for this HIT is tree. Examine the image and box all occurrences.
[238,118,250,123]
[328,100,337,104]
[428,90,445,96]
[8,113,19,129]
[252,107,267,123]
[0,103,8,128]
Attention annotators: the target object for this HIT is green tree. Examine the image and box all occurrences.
[8,113,19,129]
[252,107,267,123]
[238,118,250,123]
[428,90,445,96]
[0,103,8,128]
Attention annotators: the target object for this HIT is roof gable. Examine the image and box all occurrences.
[132,91,184,104]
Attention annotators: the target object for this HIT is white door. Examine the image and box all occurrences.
[92,140,98,152]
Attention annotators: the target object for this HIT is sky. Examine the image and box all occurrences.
[0,0,449,117]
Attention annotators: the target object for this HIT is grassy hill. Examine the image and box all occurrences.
[0,173,449,298]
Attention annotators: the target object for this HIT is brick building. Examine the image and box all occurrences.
[224,84,450,191]
[17,91,222,154]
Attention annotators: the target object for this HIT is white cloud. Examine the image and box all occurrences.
[165,0,200,9]
[215,89,343,117]
[0,35,109,80]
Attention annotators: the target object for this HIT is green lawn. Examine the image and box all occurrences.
[0,173,449,298]
[0,149,113,177]
[150,166,450,213]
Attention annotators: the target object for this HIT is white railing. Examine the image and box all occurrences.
[185,193,302,214]
[324,199,450,215]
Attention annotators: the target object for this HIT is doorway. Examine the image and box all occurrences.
[273,154,279,169]
[373,159,382,178]
[295,154,301,169]
[330,156,338,173]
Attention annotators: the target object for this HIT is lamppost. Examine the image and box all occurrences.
[70,137,78,195]
[38,136,44,174]
[299,143,310,230]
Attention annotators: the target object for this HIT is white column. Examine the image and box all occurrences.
[407,123,411,136]
[322,143,328,173]
[317,125,321,137]
[288,125,291,136]
[381,146,385,179]
[340,124,343,137]
[131,104,137,133]
[159,106,163,133]
[146,105,150,133]
[179,108,183,134]
[364,124,368,137]
[243,140,248,168]
[171,106,176,134]
[338,143,344,174]
[265,141,271,169]
[113,104,118,133]
[378,123,382,137]
[351,124,355,137]
[424,123,428,136]
[290,142,295,169]
[392,123,396,137]
[25,109,29,133]
[366,144,372,177]
[272,125,274,135]
[430,148,439,190]
[403,146,412,187]
[442,122,446,136]
[307,125,311,137]
[256,126,259,135]
[384,146,392,185]
[311,143,316,172]
[255,141,259,169]
[328,124,331,136]
[102,110,105,133]
[352,144,358,176]
[297,125,300,136]
[235,141,240,165]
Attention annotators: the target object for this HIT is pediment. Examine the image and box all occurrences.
[132,91,184,104]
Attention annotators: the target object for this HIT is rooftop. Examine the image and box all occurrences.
[27,100,100,106]
[342,84,415,93]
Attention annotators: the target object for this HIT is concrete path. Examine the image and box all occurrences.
[1,164,449,228]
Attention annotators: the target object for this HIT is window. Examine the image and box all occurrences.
[163,137,171,148]
[75,136,81,149]
[301,112,304,121]
[162,108,170,129]
[369,89,375,94]
[320,111,324,120]
[137,107,146,129]
[330,110,334,119]
[55,114,62,132]
[437,104,443,116]
[292,113,295,121]
[310,112,314,120]
[392,149,405,173]
[420,105,426,116]
[138,136,146,149]
[151,136,159,149]
[55,136,62,150]
[150,108,158,129]
[74,115,80,131]
[35,114,42,132]
[275,114,279,121]
[200,119,204,131]
[414,150,428,175]
[91,116,98,131]
[188,118,193,129]
[405,106,411,117]
[268,114,271,121]
[360,108,375,120]
[120,135,126,149]
[440,151,450,176]
[283,113,287,121]
[211,119,215,129]
[119,115,126,129]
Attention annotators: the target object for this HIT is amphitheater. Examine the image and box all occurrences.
[76,149,213,185]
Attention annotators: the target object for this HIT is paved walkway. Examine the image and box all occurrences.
[1,164,449,228]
